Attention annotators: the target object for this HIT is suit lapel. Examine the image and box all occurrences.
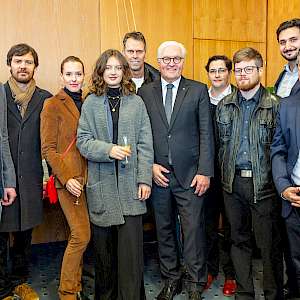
[169,77,188,129]
[152,81,169,128]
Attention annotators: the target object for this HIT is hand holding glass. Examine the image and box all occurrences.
[122,136,131,164]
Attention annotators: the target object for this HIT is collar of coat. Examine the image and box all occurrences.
[221,85,279,109]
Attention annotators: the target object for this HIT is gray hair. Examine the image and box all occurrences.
[157,41,186,59]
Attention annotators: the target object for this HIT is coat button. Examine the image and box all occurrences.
[168,134,171,138]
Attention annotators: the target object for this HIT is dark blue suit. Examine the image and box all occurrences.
[271,95,300,218]
[271,94,300,295]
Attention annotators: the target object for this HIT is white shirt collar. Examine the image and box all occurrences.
[284,63,298,74]
[208,84,232,105]
[161,76,181,90]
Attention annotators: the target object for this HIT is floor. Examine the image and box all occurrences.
[19,241,265,300]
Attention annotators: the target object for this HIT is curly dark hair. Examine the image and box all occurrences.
[90,49,135,96]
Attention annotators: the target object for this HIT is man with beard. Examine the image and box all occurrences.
[215,47,283,300]
[123,31,160,92]
[0,43,51,300]
[271,51,300,299]
[275,18,300,97]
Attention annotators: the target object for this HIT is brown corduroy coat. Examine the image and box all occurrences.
[40,89,87,187]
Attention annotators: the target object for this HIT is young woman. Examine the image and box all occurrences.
[41,56,90,300]
[77,49,153,300]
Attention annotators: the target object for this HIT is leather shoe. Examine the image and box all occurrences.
[157,279,182,300]
[204,273,215,290]
[223,279,237,297]
[13,283,39,300]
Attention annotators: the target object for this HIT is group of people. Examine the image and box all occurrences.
[1,17,300,300]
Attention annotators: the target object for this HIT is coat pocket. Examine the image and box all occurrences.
[86,182,106,215]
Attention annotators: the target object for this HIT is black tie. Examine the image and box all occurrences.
[165,84,174,124]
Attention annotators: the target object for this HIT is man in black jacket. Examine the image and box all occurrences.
[275,18,300,97]
[0,43,52,300]
[123,31,160,92]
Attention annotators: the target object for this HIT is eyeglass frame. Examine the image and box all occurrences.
[234,65,262,75]
[158,56,184,64]
[208,68,228,75]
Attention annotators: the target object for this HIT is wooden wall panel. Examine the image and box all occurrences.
[99,0,194,78]
[266,2,300,86]
[193,39,266,85]
[0,0,100,94]
[194,0,267,42]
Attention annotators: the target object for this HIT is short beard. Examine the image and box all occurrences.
[237,79,260,92]
[281,52,298,62]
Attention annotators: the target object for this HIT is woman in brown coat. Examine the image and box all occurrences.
[41,56,90,300]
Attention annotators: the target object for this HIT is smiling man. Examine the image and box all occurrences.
[0,43,51,300]
[138,41,214,300]
[275,18,300,97]
[216,47,283,300]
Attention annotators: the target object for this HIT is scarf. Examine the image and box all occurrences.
[8,77,36,118]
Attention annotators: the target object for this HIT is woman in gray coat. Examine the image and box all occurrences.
[77,49,153,300]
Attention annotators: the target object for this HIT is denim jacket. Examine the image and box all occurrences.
[216,86,280,202]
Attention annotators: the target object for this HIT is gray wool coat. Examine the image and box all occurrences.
[77,93,153,227]
[0,84,16,221]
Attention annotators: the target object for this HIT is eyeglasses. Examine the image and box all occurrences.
[208,68,228,75]
[234,66,260,75]
[159,57,183,64]
[105,65,123,71]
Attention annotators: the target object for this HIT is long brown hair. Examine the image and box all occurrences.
[90,49,135,96]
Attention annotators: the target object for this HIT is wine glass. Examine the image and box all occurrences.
[122,136,131,165]
[74,176,84,205]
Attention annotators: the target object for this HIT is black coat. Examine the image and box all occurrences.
[0,83,51,232]
[138,77,214,189]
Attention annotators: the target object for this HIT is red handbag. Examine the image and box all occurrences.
[44,136,77,204]
[45,175,58,204]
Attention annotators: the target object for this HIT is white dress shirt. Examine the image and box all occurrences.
[208,84,232,106]
[277,64,298,98]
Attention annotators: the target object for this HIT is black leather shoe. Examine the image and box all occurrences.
[157,279,182,300]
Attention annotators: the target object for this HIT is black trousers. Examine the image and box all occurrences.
[0,229,33,289]
[92,215,143,300]
[152,170,206,284]
[223,175,283,300]
[205,176,235,279]
[285,207,300,296]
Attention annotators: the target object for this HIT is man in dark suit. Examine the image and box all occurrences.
[138,41,214,300]
[274,18,300,298]
[271,53,300,298]
[0,43,51,300]
[275,18,300,97]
